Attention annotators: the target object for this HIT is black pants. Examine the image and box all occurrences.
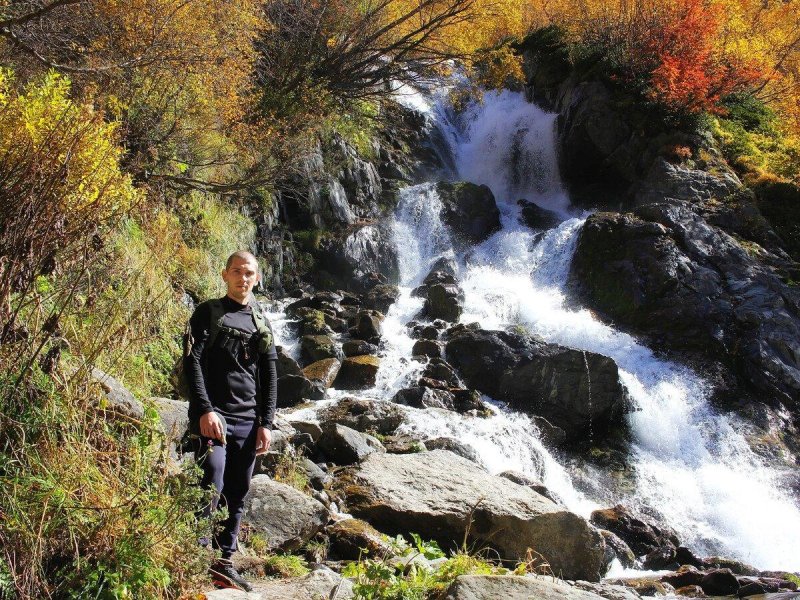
[196,417,258,559]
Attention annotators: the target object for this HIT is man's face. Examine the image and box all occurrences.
[222,256,260,303]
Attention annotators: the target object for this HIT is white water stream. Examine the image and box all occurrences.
[279,85,800,571]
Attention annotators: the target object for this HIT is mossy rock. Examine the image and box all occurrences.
[334,355,381,390]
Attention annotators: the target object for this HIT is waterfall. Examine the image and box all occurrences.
[276,82,800,572]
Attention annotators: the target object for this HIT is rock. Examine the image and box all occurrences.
[675,546,703,568]
[317,397,405,435]
[290,420,323,441]
[392,386,455,410]
[317,223,400,292]
[446,329,631,441]
[318,423,385,465]
[349,310,384,344]
[381,434,426,454]
[302,358,342,392]
[451,389,487,414]
[334,355,381,390]
[341,450,610,581]
[422,357,461,387]
[518,199,561,230]
[702,556,760,576]
[590,505,679,557]
[204,566,354,599]
[425,283,464,322]
[342,339,379,357]
[149,397,189,441]
[736,578,781,596]
[276,346,303,377]
[277,374,314,407]
[424,437,480,463]
[634,157,740,207]
[436,181,501,247]
[605,578,675,597]
[496,471,557,503]
[300,458,330,490]
[412,339,444,358]
[700,569,740,596]
[296,308,334,336]
[569,202,800,407]
[301,334,340,364]
[363,284,400,313]
[598,530,637,569]
[409,323,441,340]
[327,518,396,560]
[532,416,567,447]
[242,475,328,551]
[91,367,144,419]
[674,585,706,597]
[443,575,608,600]
[663,565,704,589]
[573,581,643,600]
[643,546,678,570]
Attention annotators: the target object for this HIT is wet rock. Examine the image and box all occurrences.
[392,386,455,410]
[736,578,781,596]
[317,397,405,435]
[301,334,340,364]
[446,329,631,441]
[532,415,568,447]
[317,223,400,292]
[675,546,704,568]
[675,584,706,597]
[342,339,379,357]
[518,199,562,230]
[381,434,426,454]
[334,355,381,390]
[599,530,637,569]
[700,569,740,596]
[340,450,610,581]
[409,323,440,340]
[363,284,400,313]
[424,283,464,322]
[569,202,800,407]
[303,358,342,392]
[277,374,315,407]
[349,310,384,344]
[444,574,608,600]
[590,504,679,557]
[451,389,487,414]
[412,339,444,358]
[498,471,559,503]
[663,565,704,589]
[702,556,760,576]
[296,307,335,336]
[643,546,678,570]
[328,518,396,560]
[436,181,501,247]
[605,577,674,597]
[422,357,461,387]
[243,475,328,551]
[277,346,303,377]
[318,423,385,465]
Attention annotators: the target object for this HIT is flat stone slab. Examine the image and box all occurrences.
[444,575,608,600]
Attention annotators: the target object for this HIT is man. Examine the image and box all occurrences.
[185,250,278,592]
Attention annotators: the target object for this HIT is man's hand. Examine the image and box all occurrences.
[200,411,224,442]
[255,427,272,456]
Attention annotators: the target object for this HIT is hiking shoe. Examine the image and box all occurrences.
[209,559,253,592]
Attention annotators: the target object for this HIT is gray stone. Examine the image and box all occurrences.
[276,346,303,377]
[91,367,144,419]
[574,581,643,600]
[342,339,379,357]
[412,339,444,358]
[242,475,328,552]
[204,566,353,599]
[334,355,381,390]
[364,284,401,313]
[436,181,502,247]
[392,386,455,410]
[149,397,189,441]
[318,423,385,465]
[317,397,405,435]
[290,420,323,441]
[444,575,608,600]
[342,450,609,581]
[518,199,562,230]
[424,437,481,463]
[300,334,340,364]
[277,374,314,407]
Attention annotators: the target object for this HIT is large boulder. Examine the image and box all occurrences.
[569,201,800,407]
[242,476,328,551]
[91,367,144,419]
[590,505,679,558]
[317,423,385,465]
[302,358,342,393]
[436,181,501,247]
[363,284,400,314]
[425,283,464,322]
[300,334,340,364]
[327,518,396,560]
[277,374,314,407]
[317,397,405,435]
[445,328,631,440]
[334,355,381,390]
[444,575,608,600]
[317,222,400,291]
[340,450,610,581]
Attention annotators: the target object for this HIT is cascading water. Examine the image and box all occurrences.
[276,82,800,572]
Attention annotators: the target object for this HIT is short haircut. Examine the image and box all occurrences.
[225,250,258,270]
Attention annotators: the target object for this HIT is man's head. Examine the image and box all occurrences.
[222,251,261,304]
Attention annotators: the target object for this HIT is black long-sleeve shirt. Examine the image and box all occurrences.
[186,295,278,427]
